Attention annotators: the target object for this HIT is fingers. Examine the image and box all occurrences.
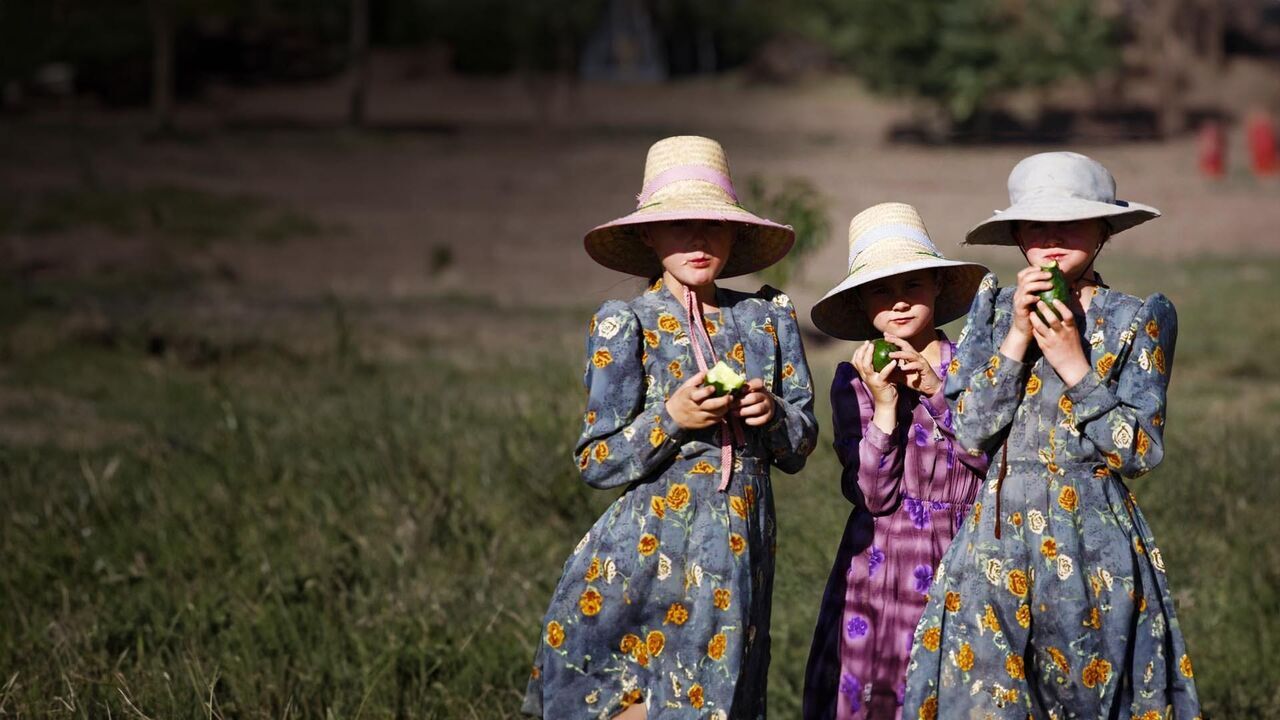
[882,333,912,351]
[873,359,898,385]
[690,384,717,403]
[1051,299,1074,326]
[742,411,773,427]
[744,378,765,393]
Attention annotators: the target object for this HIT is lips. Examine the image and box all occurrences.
[688,257,711,268]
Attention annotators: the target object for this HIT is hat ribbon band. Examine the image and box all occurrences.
[636,165,738,208]
[848,224,937,270]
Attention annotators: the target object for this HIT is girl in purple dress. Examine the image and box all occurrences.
[802,203,990,720]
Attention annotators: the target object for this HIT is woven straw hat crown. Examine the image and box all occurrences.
[583,135,794,278]
[810,202,988,340]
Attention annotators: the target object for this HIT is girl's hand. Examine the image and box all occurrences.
[666,371,733,430]
[883,333,944,396]
[733,378,775,427]
[851,342,898,407]
[1011,265,1055,339]
[1029,299,1091,387]
[852,342,899,434]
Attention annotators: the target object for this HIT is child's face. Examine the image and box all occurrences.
[645,220,734,289]
[1014,219,1108,278]
[857,269,939,340]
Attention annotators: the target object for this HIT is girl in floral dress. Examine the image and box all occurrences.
[802,203,990,720]
[522,135,818,720]
[902,152,1201,719]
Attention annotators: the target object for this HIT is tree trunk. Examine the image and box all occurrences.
[348,0,370,127]
[148,0,175,135]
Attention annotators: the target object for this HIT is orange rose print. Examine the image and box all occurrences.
[649,277,664,292]
[578,588,603,616]
[1010,512,1023,527]
[592,348,613,368]
[1135,429,1151,456]
[921,626,941,652]
[637,533,658,556]
[947,357,960,376]
[1145,319,1160,339]
[763,322,777,339]
[729,533,746,555]
[619,633,641,654]
[944,592,961,613]
[666,483,691,510]
[707,633,727,660]
[1041,537,1058,559]
[585,410,597,424]
[646,630,665,657]
[1082,657,1112,688]
[668,359,683,379]
[1179,654,1193,678]
[664,602,689,626]
[1007,569,1029,598]
[1058,486,1079,512]
[578,448,590,470]
[1049,646,1071,674]
[644,329,660,348]
[585,557,601,582]
[1006,654,1025,680]
[546,621,565,649]
[982,605,999,632]
[622,689,644,706]
[956,642,975,672]
[649,425,667,448]
[592,442,610,464]
[1084,607,1101,629]
[1058,395,1074,416]
[1103,450,1123,469]
[744,485,757,509]
[650,495,666,519]
[634,646,649,667]
[918,694,938,720]
[1017,604,1031,628]
[704,318,718,336]
[730,495,749,519]
[688,684,704,709]
[782,362,795,379]
[657,313,680,334]
[690,461,717,475]
[1153,346,1166,374]
[731,343,746,365]
[1026,374,1042,396]
[1096,352,1118,377]
[713,588,732,610]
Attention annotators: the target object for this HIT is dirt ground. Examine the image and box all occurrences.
[2,70,1278,349]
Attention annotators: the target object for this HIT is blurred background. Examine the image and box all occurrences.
[2,0,1279,717]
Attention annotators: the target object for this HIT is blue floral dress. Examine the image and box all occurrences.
[523,279,819,719]
[901,274,1201,719]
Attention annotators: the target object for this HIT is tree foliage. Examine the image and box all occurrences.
[788,0,1118,121]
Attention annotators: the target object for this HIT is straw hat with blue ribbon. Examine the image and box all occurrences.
[584,135,795,278]
[811,202,988,341]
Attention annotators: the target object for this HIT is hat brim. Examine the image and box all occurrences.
[584,205,795,278]
[810,258,990,341]
[964,197,1161,246]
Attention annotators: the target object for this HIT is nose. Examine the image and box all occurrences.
[892,299,911,311]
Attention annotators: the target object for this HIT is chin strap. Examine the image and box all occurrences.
[683,285,745,493]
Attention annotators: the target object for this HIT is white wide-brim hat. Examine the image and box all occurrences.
[584,135,795,278]
[965,151,1161,246]
[811,202,989,341]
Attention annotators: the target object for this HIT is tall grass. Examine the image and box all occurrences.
[1,256,1278,717]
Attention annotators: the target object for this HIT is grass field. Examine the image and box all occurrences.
[2,249,1279,718]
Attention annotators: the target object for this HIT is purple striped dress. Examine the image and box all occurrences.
[803,340,989,720]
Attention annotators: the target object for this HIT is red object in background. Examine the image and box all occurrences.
[1198,121,1225,178]
[1246,111,1277,177]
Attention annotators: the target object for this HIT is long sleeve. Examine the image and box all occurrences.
[920,385,991,476]
[1064,294,1176,479]
[574,301,685,490]
[945,273,1028,458]
[761,288,819,474]
[831,362,904,512]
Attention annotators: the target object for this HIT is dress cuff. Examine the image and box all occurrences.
[1064,371,1120,424]
[862,419,897,453]
[921,387,950,419]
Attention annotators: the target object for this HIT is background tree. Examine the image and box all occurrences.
[788,0,1118,130]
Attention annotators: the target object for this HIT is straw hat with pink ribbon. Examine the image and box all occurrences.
[584,135,795,278]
